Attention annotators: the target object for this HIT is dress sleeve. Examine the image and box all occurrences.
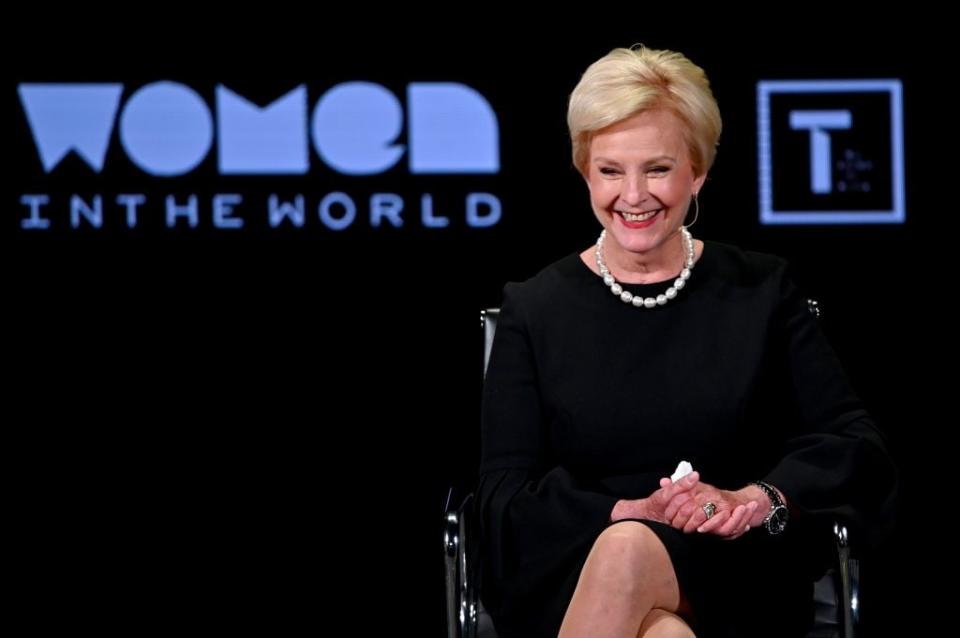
[763,264,898,549]
[477,282,618,612]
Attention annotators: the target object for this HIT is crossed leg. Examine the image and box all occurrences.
[557,521,695,638]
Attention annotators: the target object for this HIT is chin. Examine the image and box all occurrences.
[608,222,664,251]
[608,230,658,254]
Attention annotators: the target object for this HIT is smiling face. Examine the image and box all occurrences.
[587,109,706,266]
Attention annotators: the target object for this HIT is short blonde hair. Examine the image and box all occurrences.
[567,45,722,177]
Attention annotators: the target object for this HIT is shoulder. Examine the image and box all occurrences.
[706,240,790,290]
[705,242,813,324]
[502,252,584,312]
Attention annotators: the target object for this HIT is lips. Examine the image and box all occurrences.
[616,208,661,228]
[614,208,663,220]
[616,208,663,221]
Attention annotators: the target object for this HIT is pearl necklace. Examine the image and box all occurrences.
[595,227,695,308]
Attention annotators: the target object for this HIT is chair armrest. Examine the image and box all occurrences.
[444,508,461,638]
[444,493,480,638]
[833,522,860,638]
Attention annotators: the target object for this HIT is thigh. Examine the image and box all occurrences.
[600,521,691,615]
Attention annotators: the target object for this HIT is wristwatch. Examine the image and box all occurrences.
[751,481,788,535]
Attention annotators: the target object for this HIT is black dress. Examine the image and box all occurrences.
[478,241,896,638]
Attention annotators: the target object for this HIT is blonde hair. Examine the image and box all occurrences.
[567,45,722,177]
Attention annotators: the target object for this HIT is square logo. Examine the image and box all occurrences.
[757,80,904,224]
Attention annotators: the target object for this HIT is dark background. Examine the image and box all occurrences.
[6,15,945,634]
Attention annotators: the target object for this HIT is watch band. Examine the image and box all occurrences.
[750,480,788,535]
[750,480,783,509]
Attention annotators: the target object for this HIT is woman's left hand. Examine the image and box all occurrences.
[661,479,763,539]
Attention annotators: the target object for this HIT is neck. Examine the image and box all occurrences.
[606,230,687,284]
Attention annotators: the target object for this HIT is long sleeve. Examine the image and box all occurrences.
[477,282,618,621]
[473,245,897,637]
[763,265,898,550]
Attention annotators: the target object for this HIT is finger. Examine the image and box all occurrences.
[718,504,748,537]
[672,471,699,493]
[730,501,758,537]
[673,497,705,529]
[697,509,730,534]
[664,473,697,502]
[669,502,701,530]
[665,472,700,505]
[683,508,704,533]
[664,491,693,521]
[659,477,672,489]
[682,493,721,532]
[683,496,716,533]
[744,500,759,524]
[670,505,692,529]
[731,502,759,538]
[664,474,702,514]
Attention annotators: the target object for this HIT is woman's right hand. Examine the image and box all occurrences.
[610,471,701,523]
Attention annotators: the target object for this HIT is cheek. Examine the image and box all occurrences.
[657,180,688,203]
[588,180,616,204]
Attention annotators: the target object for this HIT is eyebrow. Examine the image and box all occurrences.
[593,155,677,165]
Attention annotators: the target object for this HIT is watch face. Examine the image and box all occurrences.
[767,506,788,535]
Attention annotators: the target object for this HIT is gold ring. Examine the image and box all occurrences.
[702,502,717,519]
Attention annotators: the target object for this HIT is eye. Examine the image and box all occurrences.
[648,166,670,175]
[599,167,620,176]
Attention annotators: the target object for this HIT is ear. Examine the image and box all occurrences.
[692,172,707,195]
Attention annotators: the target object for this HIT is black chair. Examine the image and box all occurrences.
[445,305,860,638]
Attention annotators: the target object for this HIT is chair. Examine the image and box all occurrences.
[444,304,860,638]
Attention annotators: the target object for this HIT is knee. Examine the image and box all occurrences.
[639,608,696,638]
[584,522,664,592]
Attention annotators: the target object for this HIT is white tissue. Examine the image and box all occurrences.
[670,461,694,483]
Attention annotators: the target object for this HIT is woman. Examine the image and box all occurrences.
[478,45,896,638]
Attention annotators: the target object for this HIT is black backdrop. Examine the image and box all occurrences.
[7,14,946,635]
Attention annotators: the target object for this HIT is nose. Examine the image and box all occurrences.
[620,172,649,207]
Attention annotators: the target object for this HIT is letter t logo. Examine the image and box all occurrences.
[789,110,852,194]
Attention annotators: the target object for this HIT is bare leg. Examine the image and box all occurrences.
[558,522,692,638]
[637,609,695,638]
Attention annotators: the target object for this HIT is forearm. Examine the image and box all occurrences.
[610,497,659,523]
